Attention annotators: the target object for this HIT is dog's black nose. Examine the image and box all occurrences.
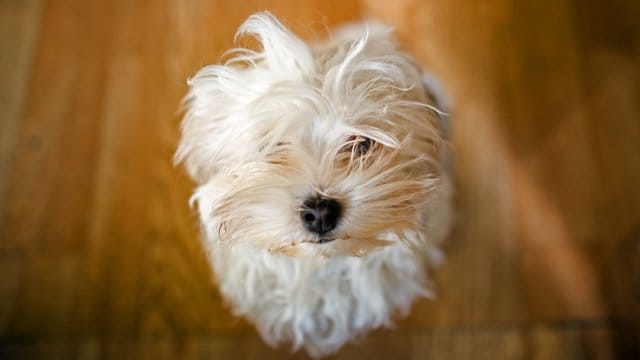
[300,198,342,235]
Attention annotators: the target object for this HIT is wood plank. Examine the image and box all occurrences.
[0,0,114,255]
[1,324,635,359]
[0,0,44,231]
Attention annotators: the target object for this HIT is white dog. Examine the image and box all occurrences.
[175,12,452,357]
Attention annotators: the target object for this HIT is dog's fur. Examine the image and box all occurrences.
[175,12,452,357]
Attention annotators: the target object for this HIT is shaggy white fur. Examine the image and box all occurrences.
[176,12,451,357]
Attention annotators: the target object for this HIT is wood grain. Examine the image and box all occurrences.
[1,0,639,358]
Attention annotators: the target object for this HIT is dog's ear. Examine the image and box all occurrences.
[174,12,315,183]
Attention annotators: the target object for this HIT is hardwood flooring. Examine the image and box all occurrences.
[1,0,638,358]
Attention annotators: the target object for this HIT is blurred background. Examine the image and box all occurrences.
[1,0,639,358]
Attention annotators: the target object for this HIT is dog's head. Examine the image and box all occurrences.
[176,12,445,257]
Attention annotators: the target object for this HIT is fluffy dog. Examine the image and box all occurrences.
[175,12,452,357]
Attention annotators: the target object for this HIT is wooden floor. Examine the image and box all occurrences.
[1,0,639,358]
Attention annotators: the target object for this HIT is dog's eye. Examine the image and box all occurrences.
[357,137,373,154]
[344,135,374,156]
